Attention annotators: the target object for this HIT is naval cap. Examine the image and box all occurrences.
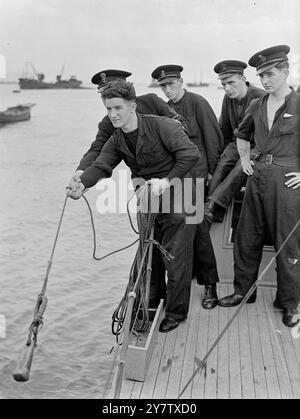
[248,45,290,75]
[151,64,183,84]
[214,60,247,80]
[91,69,132,86]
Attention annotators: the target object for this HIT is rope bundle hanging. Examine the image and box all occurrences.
[111,183,172,341]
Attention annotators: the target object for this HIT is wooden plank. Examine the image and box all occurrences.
[203,291,220,399]
[178,280,201,399]
[216,284,230,399]
[266,288,298,399]
[246,298,268,399]
[228,304,242,399]
[257,289,282,399]
[191,283,210,399]
[130,380,143,399]
[165,288,191,399]
[152,324,178,399]
[238,302,255,398]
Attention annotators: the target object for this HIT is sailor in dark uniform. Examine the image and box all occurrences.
[218,45,300,328]
[69,69,190,313]
[151,65,223,309]
[67,79,201,333]
[72,69,188,183]
[205,60,265,223]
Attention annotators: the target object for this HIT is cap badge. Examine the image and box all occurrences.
[258,55,266,63]
[100,72,107,83]
[222,64,227,71]
[160,70,166,78]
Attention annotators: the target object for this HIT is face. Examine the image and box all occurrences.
[160,78,183,102]
[259,66,288,93]
[221,74,246,99]
[104,97,135,129]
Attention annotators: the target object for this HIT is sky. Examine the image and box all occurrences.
[0,0,300,85]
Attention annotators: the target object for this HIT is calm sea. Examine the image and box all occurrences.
[0,82,224,399]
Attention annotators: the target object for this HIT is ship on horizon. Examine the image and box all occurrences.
[19,62,83,89]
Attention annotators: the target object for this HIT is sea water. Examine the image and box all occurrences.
[0,82,224,398]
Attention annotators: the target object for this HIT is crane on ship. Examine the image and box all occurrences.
[27,62,45,82]
[56,64,65,82]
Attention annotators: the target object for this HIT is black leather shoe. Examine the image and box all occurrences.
[202,284,218,309]
[282,311,300,328]
[159,317,179,333]
[218,292,256,307]
[204,200,215,224]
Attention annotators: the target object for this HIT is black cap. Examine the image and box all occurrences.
[91,69,132,86]
[151,65,183,84]
[248,45,290,75]
[214,60,247,80]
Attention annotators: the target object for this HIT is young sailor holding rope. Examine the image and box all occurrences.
[67,79,202,333]
[218,45,300,328]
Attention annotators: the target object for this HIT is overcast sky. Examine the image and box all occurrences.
[0,0,300,84]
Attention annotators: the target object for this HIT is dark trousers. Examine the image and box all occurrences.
[150,212,196,320]
[193,219,219,285]
[208,142,246,208]
[233,163,300,312]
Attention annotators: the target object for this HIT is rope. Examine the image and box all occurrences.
[178,217,300,399]
[110,184,170,341]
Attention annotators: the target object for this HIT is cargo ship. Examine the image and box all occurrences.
[18,63,83,89]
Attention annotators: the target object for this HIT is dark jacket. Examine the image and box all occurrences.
[77,93,188,171]
[168,90,224,176]
[80,113,201,189]
[219,83,265,145]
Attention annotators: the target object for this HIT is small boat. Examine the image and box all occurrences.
[0,103,35,123]
[187,81,209,87]
[187,71,209,87]
[13,89,21,93]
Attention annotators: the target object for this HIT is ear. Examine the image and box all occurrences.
[131,101,137,111]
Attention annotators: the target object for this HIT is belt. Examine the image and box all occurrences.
[258,154,300,167]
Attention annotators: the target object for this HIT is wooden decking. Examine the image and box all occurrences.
[108,281,300,399]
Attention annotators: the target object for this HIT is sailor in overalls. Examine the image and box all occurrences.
[218,45,300,328]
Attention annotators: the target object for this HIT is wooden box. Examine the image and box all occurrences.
[124,299,164,382]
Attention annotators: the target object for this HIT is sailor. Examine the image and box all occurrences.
[67,79,201,333]
[72,69,188,184]
[218,45,300,328]
[205,60,265,223]
[151,64,223,309]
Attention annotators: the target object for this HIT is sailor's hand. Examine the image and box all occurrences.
[68,170,84,191]
[66,182,85,199]
[285,172,300,189]
[147,178,170,196]
[241,157,254,176]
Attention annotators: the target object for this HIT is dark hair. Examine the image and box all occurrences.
[101,80,136,101]
[275,60,289,70]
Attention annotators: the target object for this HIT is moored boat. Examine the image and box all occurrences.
[0,103,35,123]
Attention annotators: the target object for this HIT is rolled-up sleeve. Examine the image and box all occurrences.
[234,100,256,141]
